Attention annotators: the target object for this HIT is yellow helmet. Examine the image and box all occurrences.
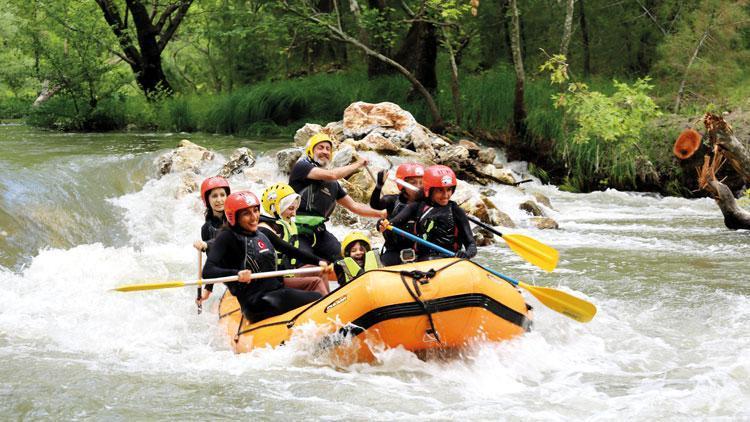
[272,183,299,217]
[260,184,280,216]
[341,231,372,256]
[305,132,334,160]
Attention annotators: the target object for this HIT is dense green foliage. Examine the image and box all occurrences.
[1,0,750,194]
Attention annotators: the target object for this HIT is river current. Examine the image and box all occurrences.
[0,124,748,419]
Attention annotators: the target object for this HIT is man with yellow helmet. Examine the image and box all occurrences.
[289,132,387,262]
[335,231,381,285]
[258,183,330,295]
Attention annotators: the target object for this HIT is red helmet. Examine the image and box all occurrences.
[224,191,260,226]
[423,165,457,196]
[200,176,230,206]
[395,163,425,190]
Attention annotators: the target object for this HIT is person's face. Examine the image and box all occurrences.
[403,176,423,201]
[348,242,367,261]
[280,199,299,220]
[430,186,454,206]
[237,206,260,232]
[313,142,332,166]
[208,188,227,214]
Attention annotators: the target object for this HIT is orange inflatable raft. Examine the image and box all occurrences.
[218,258,532,362]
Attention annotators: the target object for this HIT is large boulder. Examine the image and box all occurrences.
[532,192,555,210]
[342,101,418,143]
[155,139,214,176]
[476,164,517,186]
[218,147,255,179]
[276,147,303,174]
[293,123,324,147]
[488,209,515,228]
[332,144,357,168]
[477,147,497,164]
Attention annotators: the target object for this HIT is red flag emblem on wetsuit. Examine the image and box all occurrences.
[257,239,267,250]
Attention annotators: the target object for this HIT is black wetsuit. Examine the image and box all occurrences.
[202,226,323,322]
[369,186,418,266]
[200,213,225,293]
[387,200,477,261]
[289,157,347,262]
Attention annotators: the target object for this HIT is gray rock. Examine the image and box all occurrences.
[218,147,255,178]
[294,123,324,147]
[155,139,214,177]
[332,144,357,168]
[520,200,545,217]
[478,147,497,164]
[276,147,304,174]
[532,192,555,210]
[530,217,559,230]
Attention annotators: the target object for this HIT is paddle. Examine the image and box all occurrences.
[465,215,559,272]
[196,249,203,314]
[112,267,326,293]
[384,224,596,323]
[391,176,559,272]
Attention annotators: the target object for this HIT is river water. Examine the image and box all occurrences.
[0,124,748,419]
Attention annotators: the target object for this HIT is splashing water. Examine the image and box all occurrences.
[0,125,748,419]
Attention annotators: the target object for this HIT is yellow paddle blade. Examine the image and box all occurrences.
[112,281,187,292]
[519,281,597,323]
[503,234,559,272]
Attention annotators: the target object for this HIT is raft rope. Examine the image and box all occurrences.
[224,258,472,340]
[398,268,442,344]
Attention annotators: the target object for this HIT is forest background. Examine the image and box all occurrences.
[1,0,749,195]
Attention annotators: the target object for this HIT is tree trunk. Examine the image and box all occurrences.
[508,0,526,137]
[94,0,193,98]
[394,20,438,96]
[442,29,463,126]
[579,0,591,76]
[704,113,750,183]
[674,26,710,113]
[283,2,444,127]
[366,0,393,77]
[707,180,750,230]
[560,0,575,57]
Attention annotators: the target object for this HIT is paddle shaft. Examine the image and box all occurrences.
[387,225,520,288]
[466,215,504,238]
[197,249,203,314]
[186,266,324,287]
[394,177,420,192]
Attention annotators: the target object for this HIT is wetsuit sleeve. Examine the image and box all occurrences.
[387,201,420,227]
[453,203,477,258]
[334,181,347,200]
[289,159,314,191]
[369,183,384,209]
[267,231,323,266]
[369,187,398,214]
[200,222,211,241]
[202,230,241,292]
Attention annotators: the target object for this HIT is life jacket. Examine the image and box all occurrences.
[383,194,417,253]
[276,218,299,269]
[337,250,381,284]
[228,230,282,301]
[297,157,339,219]
[416,202,459,257]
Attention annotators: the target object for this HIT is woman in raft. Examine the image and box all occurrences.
[369,163,424,266]
[259,183,330,296]
[377,165,476,261]
[202,191,328,322]
[193,176,231,306]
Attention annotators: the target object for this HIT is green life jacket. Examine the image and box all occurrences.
[277,218,299,270]
[294,214,327,236]
[337,250,381,283]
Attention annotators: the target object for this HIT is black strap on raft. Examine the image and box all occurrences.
[399,269,442,344]
[234,314,244,343]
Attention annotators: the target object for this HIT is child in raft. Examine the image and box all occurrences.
[335,232,381,285]
[259,183,330,296]
[202,191,327,322]
[193,176,231,306]
[369,163,424,266]
[377,165,477,261]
